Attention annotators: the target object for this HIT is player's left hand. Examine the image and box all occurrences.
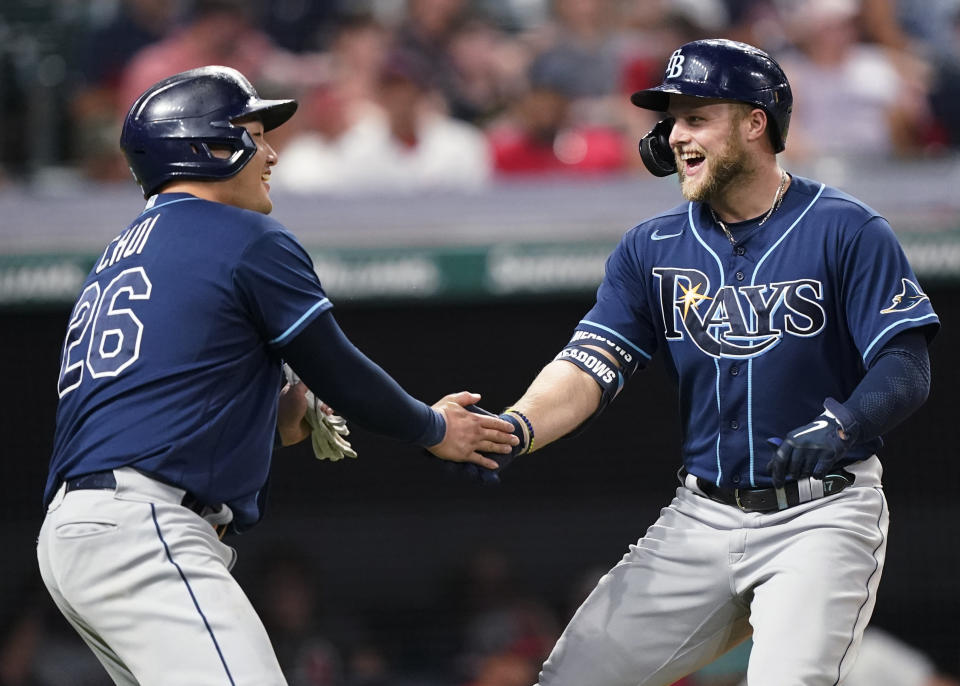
[767,398,860,488]
[427,392,519,468]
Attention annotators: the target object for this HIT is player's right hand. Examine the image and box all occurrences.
[426,392,519,467]
[767,398,859,488]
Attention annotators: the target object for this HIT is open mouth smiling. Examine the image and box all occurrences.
[680,151,706,173]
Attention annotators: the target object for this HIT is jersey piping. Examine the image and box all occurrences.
[139,196,202,216]
[577,319,653,360]
[269,298,331,345]
[862,314,939,362]
[745,182,826,485]
[687,202,729,485]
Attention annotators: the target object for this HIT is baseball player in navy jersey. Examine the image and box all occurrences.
[477,39,939,685]
[36,66,517,686]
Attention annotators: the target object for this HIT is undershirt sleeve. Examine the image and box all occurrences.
[841,328,930,441]
[278,311,445,447]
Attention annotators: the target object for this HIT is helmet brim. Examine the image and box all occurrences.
[631,85,732,112]
[630,87,671,111]
[241,99,298,131]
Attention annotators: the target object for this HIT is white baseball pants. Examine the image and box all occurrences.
[37,467,287,686]
[538,457,888,686]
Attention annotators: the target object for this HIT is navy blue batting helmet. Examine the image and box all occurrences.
[120,66,298,198]
[631,39,792,152]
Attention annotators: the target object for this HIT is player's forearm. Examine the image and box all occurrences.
[841,329,930,441]
[279,313,444,446]
[508,360,602,452]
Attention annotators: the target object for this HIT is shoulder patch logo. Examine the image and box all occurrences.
[880,278,930,314]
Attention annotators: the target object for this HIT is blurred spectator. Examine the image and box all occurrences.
[392,0,480,121]
[898,0,960,149]
[250,546,346,686]
[257,11,391,175]
[715,0,785,50]
[775,0,932,162]
[68,0,178,181]
[326,13,392,115]
[257,1,340,53]
[443,548,559,685]
[486,51,629,176]
[857,0,913,50]
[116,0,318,117]
[273,49,491,194]
[446,15,532,125]
[897,0,960,59]
[462,652,538,686]
[0,576,110,686]
[72,0,178,92]
[843,627,960,686]
[525,0,624,101]
[249,542,424,686]
[525,0,638,144]
[928,54,960,149]
[680,626,960,685]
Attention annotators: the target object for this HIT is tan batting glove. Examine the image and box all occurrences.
[303,389,358,461]
[283,363,358,461]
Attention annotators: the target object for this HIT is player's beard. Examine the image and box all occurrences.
[676,125,749,204]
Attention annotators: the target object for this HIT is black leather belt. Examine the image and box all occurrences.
[64,470,229,538]
[680,467,855,513]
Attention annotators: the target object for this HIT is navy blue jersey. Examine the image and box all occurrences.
[575,175,939,488]
[46,193,332,527]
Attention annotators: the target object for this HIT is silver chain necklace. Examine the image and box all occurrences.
[709,171,789,246]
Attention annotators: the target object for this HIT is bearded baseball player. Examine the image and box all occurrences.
[479,39,939,685]
[36,66,517,685]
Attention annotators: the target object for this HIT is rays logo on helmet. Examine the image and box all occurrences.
[653,267,825,358]
[665,50,685,78]
[880,278,930,314]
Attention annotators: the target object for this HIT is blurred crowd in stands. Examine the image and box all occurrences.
[1,0,959,193]
[1,540,957,686]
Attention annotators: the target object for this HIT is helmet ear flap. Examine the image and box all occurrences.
[639,118,677,177]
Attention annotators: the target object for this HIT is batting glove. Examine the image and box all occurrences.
[767,398,859,488]
[284,363,358,461]
[442,405,524,485]
[304,389,358,461]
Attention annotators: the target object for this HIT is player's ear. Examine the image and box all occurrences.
[742,106,768,145]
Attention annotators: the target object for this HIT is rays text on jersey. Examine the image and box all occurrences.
[653,267,826,358]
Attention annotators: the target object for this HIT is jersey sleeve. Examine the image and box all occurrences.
[842,216,939,365]
[577,230,658,369]
[233,228,333,346]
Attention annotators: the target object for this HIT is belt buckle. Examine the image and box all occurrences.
[734,488,745,511]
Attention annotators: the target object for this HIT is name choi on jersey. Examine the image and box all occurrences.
[96,214,159,274]
[653,267,825,358]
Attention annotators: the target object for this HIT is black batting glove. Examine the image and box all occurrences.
[766,398,860,489]
[442,405,525,485]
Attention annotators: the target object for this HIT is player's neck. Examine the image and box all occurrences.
[709,166,789,224]
[159,180,228,204]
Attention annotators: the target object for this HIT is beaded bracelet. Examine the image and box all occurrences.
[505,408,535,454]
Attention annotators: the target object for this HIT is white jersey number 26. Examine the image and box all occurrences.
[57,267,152,397]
